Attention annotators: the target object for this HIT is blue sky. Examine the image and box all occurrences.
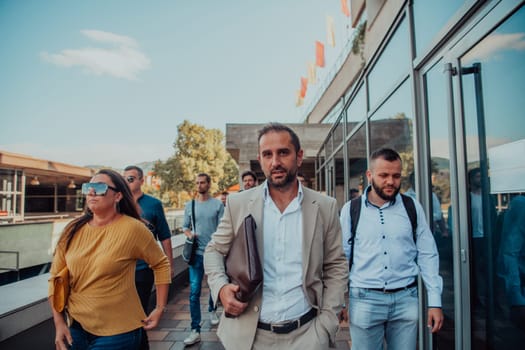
[0,0,353,168]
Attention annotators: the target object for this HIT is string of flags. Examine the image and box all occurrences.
[295,0,351,107]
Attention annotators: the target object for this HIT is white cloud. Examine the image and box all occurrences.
[463,32,525,64]
[81,30,138,47]
[40,30,150,80]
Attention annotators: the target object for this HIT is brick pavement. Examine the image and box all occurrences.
[148,277,351,349]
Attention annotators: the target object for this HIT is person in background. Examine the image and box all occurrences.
[220,191,229,207]
[182,173,224,346]
[340,148,443,350]
[49,169,171,350]
[297,171,308,188]
[405,172,448,238]
[241,170,257,191]
[498,194,525,330]
[124,165,174,350]
[349,188,360,200]
[204,123,348,350]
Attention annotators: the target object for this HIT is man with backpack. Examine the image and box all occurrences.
[339,148,443,350]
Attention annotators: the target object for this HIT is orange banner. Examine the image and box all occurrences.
[300,77,308,98]
[315,41,325,67]
[341,0,350,17]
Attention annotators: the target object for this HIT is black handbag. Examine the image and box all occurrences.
[182,199,198,265]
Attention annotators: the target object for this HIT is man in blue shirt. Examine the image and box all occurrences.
[124,165,174,350]
[339,148,443,350]
[182,173,224,346]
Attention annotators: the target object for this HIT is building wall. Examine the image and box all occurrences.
[310,1,525,349]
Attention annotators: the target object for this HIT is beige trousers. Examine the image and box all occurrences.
[252,318,330,350]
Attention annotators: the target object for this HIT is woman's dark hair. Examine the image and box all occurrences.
[59,169,141,250]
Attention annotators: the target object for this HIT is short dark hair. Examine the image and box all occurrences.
[197,173,211,183]
[370,148,401,163]
[241,170,256,181]
[221,191,229,196]
[257,123,301,153]
[468,167,481,182]
[124,165,144,179]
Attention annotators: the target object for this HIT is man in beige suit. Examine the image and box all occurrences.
[204,123,348,350]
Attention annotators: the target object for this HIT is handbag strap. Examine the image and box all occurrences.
[191,199,196,232]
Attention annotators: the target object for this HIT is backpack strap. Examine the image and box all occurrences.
[191,199,196,231]
[400,193,417,243]
[348,196,362,271]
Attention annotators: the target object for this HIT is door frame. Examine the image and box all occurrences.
[416,1,524,348]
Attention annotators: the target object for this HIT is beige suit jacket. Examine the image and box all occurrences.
[204,185,348,350]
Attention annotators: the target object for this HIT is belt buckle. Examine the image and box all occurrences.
[271,320,297,334]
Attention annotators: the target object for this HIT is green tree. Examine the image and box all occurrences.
[154,120,239,207]
[219,153,239,191]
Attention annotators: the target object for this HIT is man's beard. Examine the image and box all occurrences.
[266,166,297,189]
[371,178,400,201]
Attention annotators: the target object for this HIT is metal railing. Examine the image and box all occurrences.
[0,251,20,281]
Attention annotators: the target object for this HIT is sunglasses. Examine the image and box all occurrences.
[81,182,119,196]
[126,176,140,184]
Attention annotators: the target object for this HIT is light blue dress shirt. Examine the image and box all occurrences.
[340,186,443,307]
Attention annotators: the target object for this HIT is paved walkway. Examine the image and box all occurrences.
[148,277,351,349]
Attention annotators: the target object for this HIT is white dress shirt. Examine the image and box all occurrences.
[259,181,311,322]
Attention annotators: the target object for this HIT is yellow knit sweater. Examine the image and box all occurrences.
[48,215,171,336]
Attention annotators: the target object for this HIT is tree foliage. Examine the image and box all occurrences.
[154,120,239,207]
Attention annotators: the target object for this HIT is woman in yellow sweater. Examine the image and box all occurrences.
[48,169,171,350]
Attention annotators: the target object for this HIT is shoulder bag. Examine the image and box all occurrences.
[52,266,70,313]
[182,199,198,265]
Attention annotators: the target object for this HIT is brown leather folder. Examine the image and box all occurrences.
[225,214,263,303]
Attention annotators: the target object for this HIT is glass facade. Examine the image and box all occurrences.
[315,1,525,348]
[367,16,410,110]
[412,0,468,56]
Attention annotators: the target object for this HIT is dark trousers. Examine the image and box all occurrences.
[135,268,154,350]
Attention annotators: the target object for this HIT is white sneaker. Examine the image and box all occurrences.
[210,311,220,326]
[183,329,201,346]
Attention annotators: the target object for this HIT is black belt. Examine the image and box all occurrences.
[257,308,317,334]
[367,280,417,294]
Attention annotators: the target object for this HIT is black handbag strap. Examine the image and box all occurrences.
[191,199,196,232]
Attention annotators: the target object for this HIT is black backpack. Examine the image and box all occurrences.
[348,193,417,271]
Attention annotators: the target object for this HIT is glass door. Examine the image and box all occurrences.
[422,59,458,349]
[445,4,525,349]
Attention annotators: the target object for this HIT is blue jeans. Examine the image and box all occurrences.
[348,286,418,350]
[69,320,142,350]
[189,254,215,331]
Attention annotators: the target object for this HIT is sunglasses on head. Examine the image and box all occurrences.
[81,182,119,196]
